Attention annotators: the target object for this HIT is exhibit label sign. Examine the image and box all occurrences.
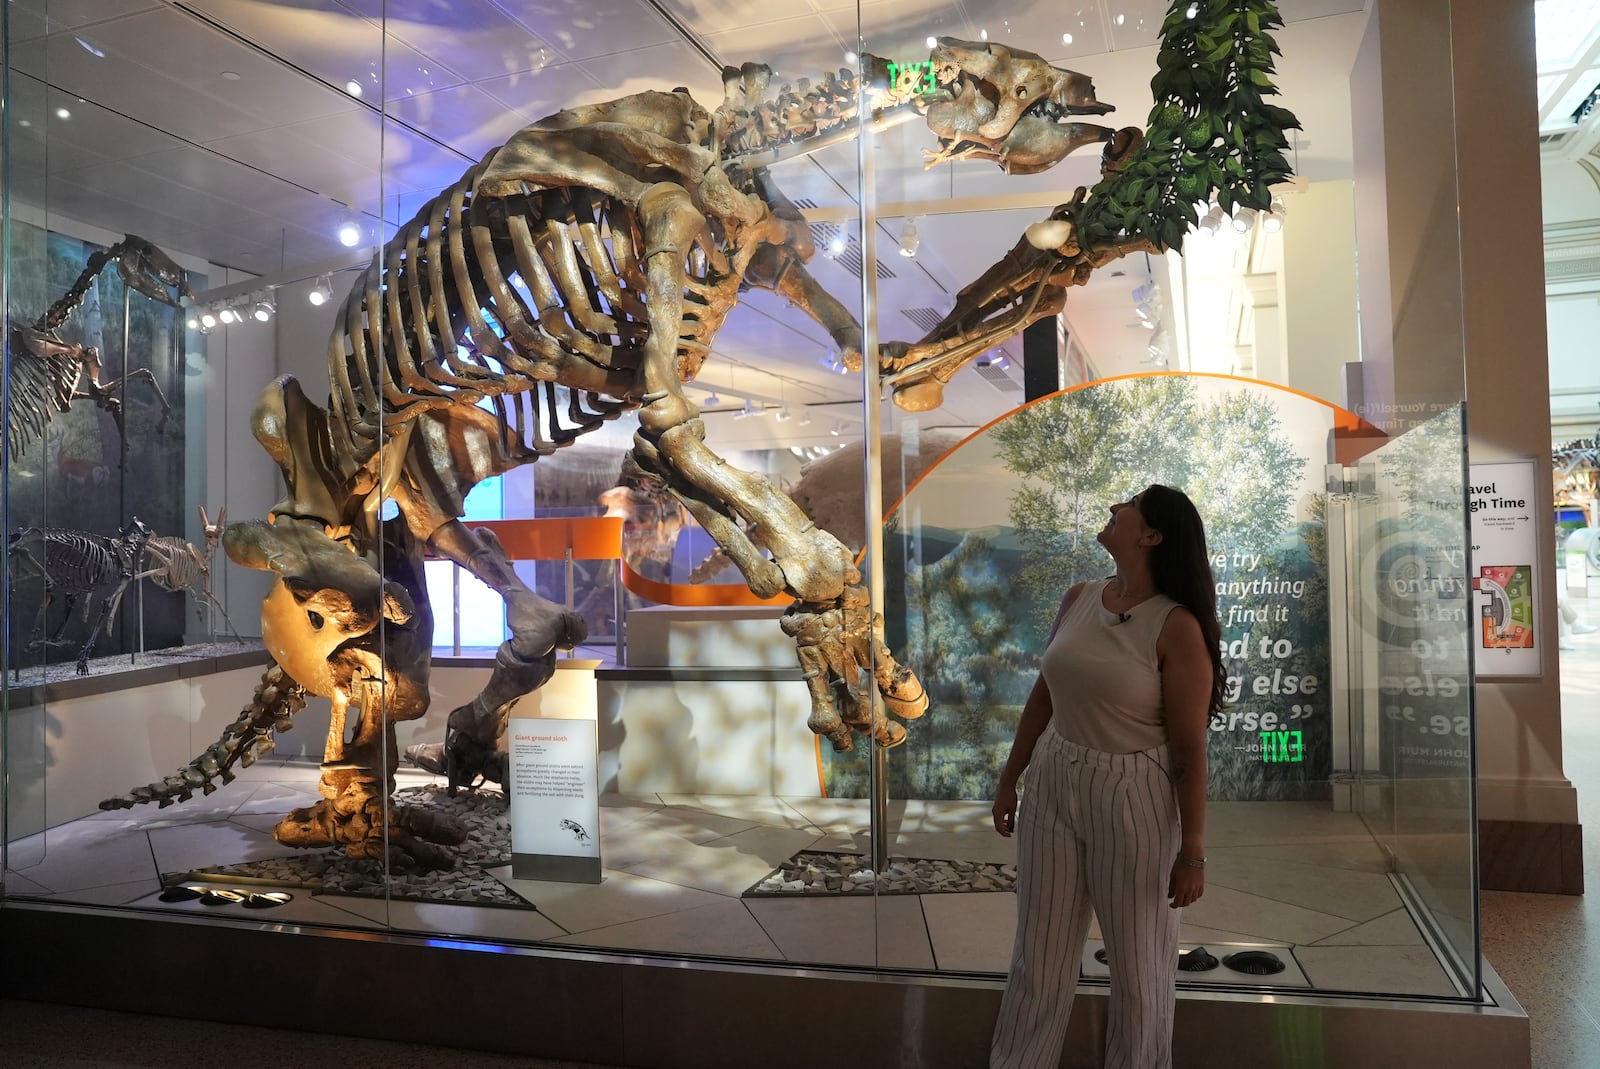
[1469,459,1541,677]
[509,716,602,883]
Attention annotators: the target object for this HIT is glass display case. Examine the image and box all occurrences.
[2,0,1516,1061]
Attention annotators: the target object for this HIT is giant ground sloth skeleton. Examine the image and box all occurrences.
[103,20,1296,868]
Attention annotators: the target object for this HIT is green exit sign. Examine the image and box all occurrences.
[1261,729,1304,763]
[885,61,939,95]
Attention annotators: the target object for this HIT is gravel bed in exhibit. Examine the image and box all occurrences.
[746,851,1017,897]
[179,786,531,907]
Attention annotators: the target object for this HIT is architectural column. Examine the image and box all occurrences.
[1354,0,1580,892]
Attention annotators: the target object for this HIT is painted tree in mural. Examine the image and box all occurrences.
[992,377,1301,629]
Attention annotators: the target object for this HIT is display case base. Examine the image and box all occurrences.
[0,901,1530,1069]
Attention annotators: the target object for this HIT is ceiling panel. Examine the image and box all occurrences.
[185,0,483,105]
[702,14,848,85]
[347,0,566,75]
[13,8,363,145]
[116,145,322,218]
[3,0,1389,394]
[571,42,723,108]
[183,0,385,92]
[203,120,387,214]
[383,83,543,160]
[6,74,188,172]
[493,0,680,63]
[654,0,818,37]
[7,0,163,43]
[472,60,607,119]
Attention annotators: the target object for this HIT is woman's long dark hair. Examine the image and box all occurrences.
[1138,484,1226,715]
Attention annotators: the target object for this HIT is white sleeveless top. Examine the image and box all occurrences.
[1041,578,1179,753]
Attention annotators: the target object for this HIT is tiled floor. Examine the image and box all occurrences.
[1479,636,1600,1069]
[13,640,1600,1065]
[3,755,1447,996]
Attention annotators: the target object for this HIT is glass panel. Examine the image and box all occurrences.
[1,0,391,924]
[1346,407,1477,991]
[855,0,1480,1003]
[0,0,1482,1007]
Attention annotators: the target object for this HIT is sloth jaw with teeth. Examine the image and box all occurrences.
[923,37,1120,175]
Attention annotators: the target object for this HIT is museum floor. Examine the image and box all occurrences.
[4,752,1453,996]
[6,639,1600,1067]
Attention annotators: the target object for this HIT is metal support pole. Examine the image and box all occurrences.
[855,56,890,879]
[452,563,462,657]
[614,559,625,666]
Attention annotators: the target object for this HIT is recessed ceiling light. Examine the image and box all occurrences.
[926,36,937,48]
[221,71,241,81]
[18,119,30,128]
[54,107,71,120]
[1062,32,1074,44]
[344,79,363,97]
[337,220,362,247]
[75,37,105,59]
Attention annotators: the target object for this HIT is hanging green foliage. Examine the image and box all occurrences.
[1076,0,1302,254]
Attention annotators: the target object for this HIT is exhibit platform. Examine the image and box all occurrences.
[0,759,1530,1067]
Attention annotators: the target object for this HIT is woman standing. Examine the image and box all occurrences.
[989,484,1226,1069]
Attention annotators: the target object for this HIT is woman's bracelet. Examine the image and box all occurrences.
[1176,853,1206,869]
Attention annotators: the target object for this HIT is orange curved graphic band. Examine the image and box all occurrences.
[463,517,624,560]
[619,559,791,608]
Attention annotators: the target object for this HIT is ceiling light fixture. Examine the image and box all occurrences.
[1062,32,1074,45]
[774,406,792,422]
[1231,206,1258,233]
[830,420,845,437]
[1196,203,1225,236]
[344,80,364,98]
[252,294,276,322]
[732,399,763,420]
[308,275,334,306]
[337,219,363,247]
[199,311,218,330]
[703,391,721,407]
[217,306,238,325]
[898,218,921,258]
[797,409,813,426]
[1262,195,1287,233]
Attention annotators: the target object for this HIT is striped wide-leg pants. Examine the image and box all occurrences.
[990,730,1181,1069]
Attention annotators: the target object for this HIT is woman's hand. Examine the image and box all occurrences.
[992,780,1019,837]
[1167,856,1205,908]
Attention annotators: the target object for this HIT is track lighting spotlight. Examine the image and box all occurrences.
[1231,207,1258,233]
[308,275,334,306]
[830,420,844,437]
[703,391,721,407]
[1196,203,1225,237]
[774,406,792,422]
[1262,195,1287,233]
[732,399,763,420]
[898,217,921,258]
[252,295,275,322]
[796,409,813,426]
[217,307,238,325]
[199,311,217,329]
